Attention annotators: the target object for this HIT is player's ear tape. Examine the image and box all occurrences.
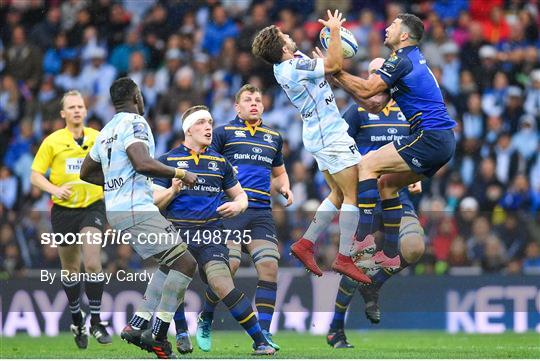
[251,246,280,265]
[157,243,188,267]
[228,247,242,262]
[204,260,232,281]
[399,216,425,241]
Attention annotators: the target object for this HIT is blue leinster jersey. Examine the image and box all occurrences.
[343,100,410,155]
[376,45,456,131]
[212,117,284,209]
[153,145,238,229]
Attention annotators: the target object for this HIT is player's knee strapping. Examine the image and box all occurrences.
[157,243,187,267]
[251,246,280,265]
[205,260,232,281]
[399,216,424,243]
[229,247,242,263]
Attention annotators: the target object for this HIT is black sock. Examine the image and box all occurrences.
[85,277,105,325]
[62,279,82,325]
[129,314,149,330]
[152,317,170,341]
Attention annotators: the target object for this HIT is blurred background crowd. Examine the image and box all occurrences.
[1,0,540,279]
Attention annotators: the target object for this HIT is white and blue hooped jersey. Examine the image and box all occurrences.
[89,112,158,229]
[273,57,350,153]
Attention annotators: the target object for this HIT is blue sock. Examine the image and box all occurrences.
[222,289,266,345]
[255,280,277,332]
[381,197,403,257]
[174,303,188,333]
[330,276,358,330]
[357,179,379,240]
[201,287,220,321]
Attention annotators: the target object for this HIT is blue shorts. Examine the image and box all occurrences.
[394,129,455,178]
[175,225,230,283]
[369,191,417,234]
[222,208,278,248]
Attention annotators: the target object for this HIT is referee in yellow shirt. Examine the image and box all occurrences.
[31,90,111,348]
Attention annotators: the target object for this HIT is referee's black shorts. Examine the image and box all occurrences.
[51,200,106,246]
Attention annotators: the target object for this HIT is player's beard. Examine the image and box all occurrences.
[287,41,297,53]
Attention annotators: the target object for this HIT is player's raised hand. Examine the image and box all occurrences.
[217,201,243,218]
[54,185,72,200]
[312,46,325,59]
[181,170,198,187]
[318,9,346,31]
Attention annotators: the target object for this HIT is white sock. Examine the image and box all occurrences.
[135,269,168,321]
[155,270,192,323]
[338,204,360,256]
[303,198,339,243]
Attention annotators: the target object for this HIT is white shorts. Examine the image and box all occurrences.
[312,138,361,175]
[124,215,185,259]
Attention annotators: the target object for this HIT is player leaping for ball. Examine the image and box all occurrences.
[252,10,371,284]
[326,58,426,349]
[329,13,456,273]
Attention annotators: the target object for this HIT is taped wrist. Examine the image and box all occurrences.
[174,168,186,179]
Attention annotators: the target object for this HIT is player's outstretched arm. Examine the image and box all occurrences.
[319,9,345,74]
[126,142,197,185]
[272,165,293,207]
[80,155,105,186]
[330,72,390,113]
[218,184,248,218]
[333,70,388,100]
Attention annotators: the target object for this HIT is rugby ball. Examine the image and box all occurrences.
[319,26,358,59]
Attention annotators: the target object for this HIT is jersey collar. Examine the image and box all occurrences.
[180,143,208,165]
[396,45,418,55]
[233,116,263,136]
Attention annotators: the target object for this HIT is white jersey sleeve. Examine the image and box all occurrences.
[273,57,350,153]
[89,139,101,163]
[122,116,151,149]
[276,58,325,83]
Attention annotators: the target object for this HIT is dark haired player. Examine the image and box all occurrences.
[326,58,425,348]
[253,10,371,284]
[330,14,456,273]
[80,77,198,359]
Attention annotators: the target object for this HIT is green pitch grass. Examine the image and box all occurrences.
[1,331,539,358]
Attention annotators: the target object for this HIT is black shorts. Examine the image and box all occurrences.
[51,200,106,246]
[394,129,455,178]
[222,208,278,251]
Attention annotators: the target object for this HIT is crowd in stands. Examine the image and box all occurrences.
[1,0,540,278]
